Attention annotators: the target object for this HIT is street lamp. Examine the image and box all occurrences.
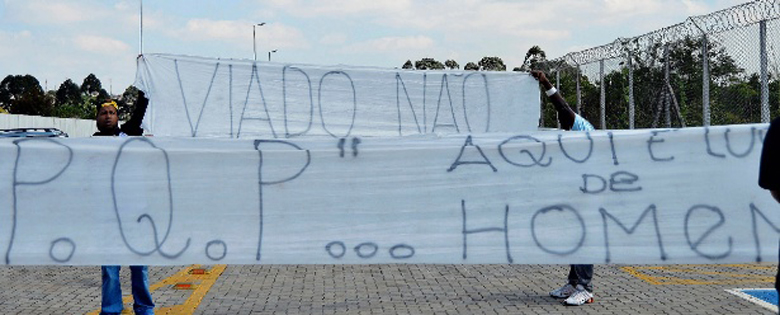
[268,49,278,62]
[253,22,266,61]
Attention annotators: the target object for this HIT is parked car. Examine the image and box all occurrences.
[0,128,69,138]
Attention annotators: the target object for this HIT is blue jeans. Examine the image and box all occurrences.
[101,265,154,315]
[568,264,593,292]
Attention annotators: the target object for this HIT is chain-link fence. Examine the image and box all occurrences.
[539,0,780,129]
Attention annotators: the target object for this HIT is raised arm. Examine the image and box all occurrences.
[531,70,576,130]
[120,90,149,136]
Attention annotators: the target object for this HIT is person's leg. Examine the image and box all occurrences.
[572,264,594,292]
[130,265,155,315]
[101,265,123,315]
[567,265,579,286]
[550,265,578,298]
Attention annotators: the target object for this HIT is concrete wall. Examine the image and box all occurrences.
[0,113,96,137]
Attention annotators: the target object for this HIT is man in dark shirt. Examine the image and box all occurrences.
[94,91,154,315]
[94,91,148,137]
[758,117,780,314]
[531,71,595,306]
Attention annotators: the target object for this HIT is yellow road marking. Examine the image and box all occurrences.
[87,264,226,315]
[622,264,775,285]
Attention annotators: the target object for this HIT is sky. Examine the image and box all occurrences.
[0,0,749,94]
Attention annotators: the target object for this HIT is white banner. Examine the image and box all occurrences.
[134,54,540,138]
[0,124,777,265]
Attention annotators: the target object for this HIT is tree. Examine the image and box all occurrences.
[13,88,53,116]
[118,85,141,121]
[0,75,48,115]
[464,62,479,71]
[56,79,81,106]
[445,59,459,70]
[81,73,109,101]
[402,60,414,70]
[414,58,445,70]
[522,46,547,71]
[478,57,506,71]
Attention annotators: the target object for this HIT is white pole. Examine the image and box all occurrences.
[139,0,143,55]
[600,59,605,129]
[253,25,257,61]
[253,23,266,61]
[760,20,769,123]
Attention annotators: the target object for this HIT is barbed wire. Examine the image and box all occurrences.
[552,0,780,66]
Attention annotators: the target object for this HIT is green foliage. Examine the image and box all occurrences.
[56,79,81,106]
[402,60,414,70]
[0,74,50,115]
[537,36,772,129]
[478,57,506,71]
[118,85,141,121]
[522,46,547,71]
[444,59,459,70]
[414,58,445,70]
[464,62,479,71]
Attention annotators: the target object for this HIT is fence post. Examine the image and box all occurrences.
[555,69,561,129]
[664,44,671,128]
[576,65,582,114]
[600,59,606,129]
[628,51,635,129]
[760,20,770,123]
[702,35,711,126]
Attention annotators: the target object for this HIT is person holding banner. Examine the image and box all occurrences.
[531,70,596,306]
[94,92,155,315]
[758,117,780,314]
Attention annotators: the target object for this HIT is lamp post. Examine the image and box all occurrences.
[268,49,278,62]
[253,22,266,61]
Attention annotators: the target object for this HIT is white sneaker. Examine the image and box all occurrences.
[564,285,594,306]
[549,283,576,298]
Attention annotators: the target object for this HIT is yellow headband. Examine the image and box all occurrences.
[101,100,118,110]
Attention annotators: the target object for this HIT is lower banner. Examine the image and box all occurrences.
[0,124,777,265]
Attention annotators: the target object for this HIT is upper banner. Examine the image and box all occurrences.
[0,124,777,265]
[134,54,540,138]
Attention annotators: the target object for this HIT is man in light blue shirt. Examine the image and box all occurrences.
[531,70,595,306]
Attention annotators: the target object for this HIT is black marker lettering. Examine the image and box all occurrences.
[558,133,593,163]
[609,171,642,192]
[448,135,497,172]
[647,130,674,162]
[283,66,314,138]
[684,205,732,260]
[8,139,73,264]
[318,71,357,138]
[580,174,607,194]
[705,127,726,158]
[254,140,311,261]
[461,200,512,263]
[205,240,227,261]
[462,72,491,133]
[238,64,276,138]
[749,203,780,262]
[112,138,191,259]
[395,73,423,135]
[531,204,585,256]
[498,135,552,168]
[432,74,459,133]
[600,205,666,263]
[724,127,756,158]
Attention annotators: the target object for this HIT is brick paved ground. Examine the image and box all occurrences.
[0,264,775,314]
